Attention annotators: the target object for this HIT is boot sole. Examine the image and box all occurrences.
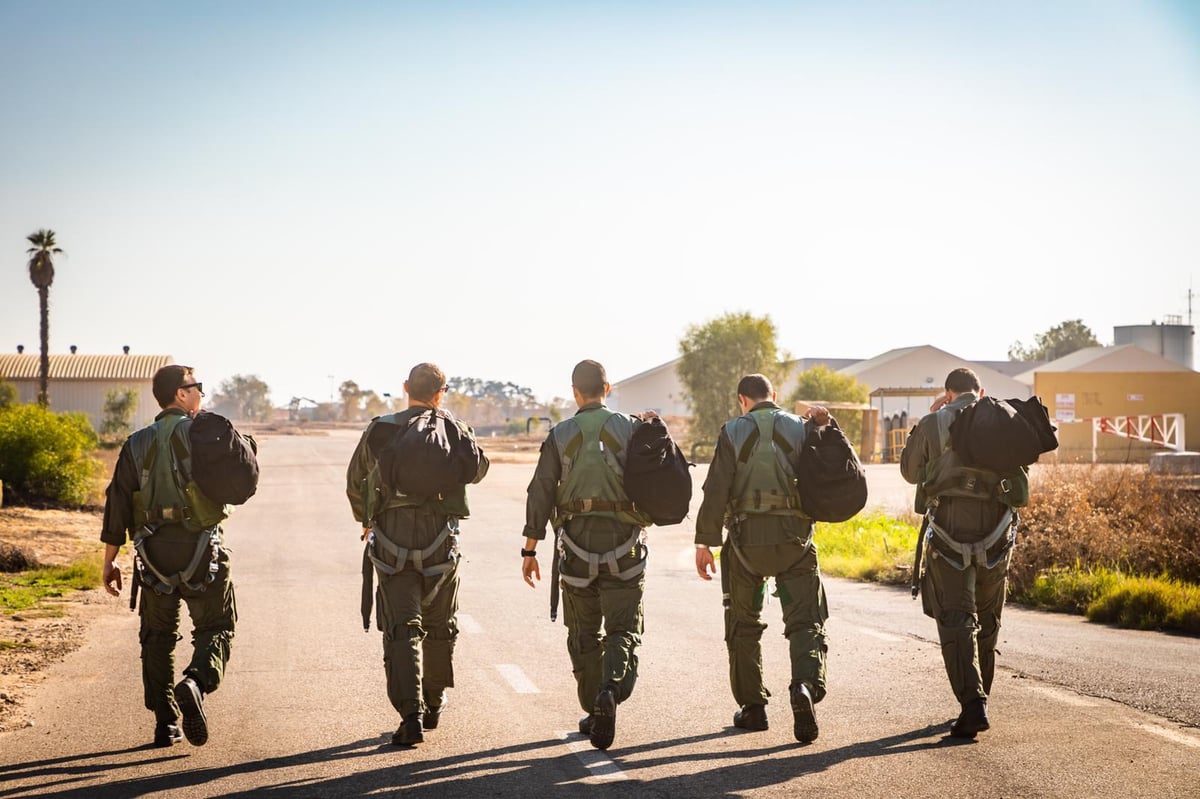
[791,687,819,744]
[590,690,616,750]
[173,681,209,747]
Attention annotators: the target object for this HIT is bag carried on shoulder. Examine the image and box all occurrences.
[623,415,694,526]
[949,395,1059,473]
[376,409,480,498]
[794,416,868,523]
[188,411,259,506]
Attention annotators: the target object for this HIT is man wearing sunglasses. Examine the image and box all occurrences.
[99,364,238,749]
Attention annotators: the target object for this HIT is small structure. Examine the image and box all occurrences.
[0,351,172,430]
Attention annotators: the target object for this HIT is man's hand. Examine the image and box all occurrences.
[695,547,717,580]
[103,562,123,597]
[361,526,371,541]
[522,555,541,587]
[804,404,831,425]
[930,392,951,412]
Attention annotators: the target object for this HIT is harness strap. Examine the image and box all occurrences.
[557,498,636,514]
[557,526,645,588]
[730,490,801,514]
[724,528,814,578]
[368,520,458,577]
[132,526,220,595]
[926,508,1016,571]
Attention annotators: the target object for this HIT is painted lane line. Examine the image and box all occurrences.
[496,664,540,694]
[1134,722,1200,749]
[1023,684,1102,708]
[458,613,482,634]
[840,622,905,643]
[559,732,628,781]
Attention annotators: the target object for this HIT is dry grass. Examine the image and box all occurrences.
[1010,464,1200,597]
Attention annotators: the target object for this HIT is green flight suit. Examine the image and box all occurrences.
[696,402,829,708]
[100,408,237,726]
[901,391,1024,706]
[347,409,489,719]
[523,403,649,713]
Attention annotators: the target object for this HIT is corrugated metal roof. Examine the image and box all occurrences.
[0,353,173,380]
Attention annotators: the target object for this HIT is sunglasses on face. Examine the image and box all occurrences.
[180,382,205,396]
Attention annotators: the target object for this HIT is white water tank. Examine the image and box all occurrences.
[1113,322,1195,370]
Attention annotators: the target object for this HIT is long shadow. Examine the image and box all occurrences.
[1,734,570,799]
[3,722,966,799]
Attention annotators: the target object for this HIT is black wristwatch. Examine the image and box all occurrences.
[521,548,537,558]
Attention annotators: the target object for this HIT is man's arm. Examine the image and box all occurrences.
[346,425,375,527]
[695,426,736,567]
[899,420,931,485]
[521,435,561,586]
[100,439,139,596]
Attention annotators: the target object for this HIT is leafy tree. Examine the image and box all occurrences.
[0,404,101,506]
[678,311,786,444]
[100,387,139,444]
[211,374,273,421]
[362,390,389,419]
[0,378,16,409]
[787,365,869,449]
[339,379,364,421]
[1008,319,1100,362]
[25,229,63,407]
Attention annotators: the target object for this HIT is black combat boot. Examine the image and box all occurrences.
[153,721,183,748]
[733,704,768,731]
[578,714,594,735]
[173,676,209,747]
[589,684,617,750]
[423,691,447,730]
[392,713,424,746]
[950,697,990,739]
[789,682,819,744]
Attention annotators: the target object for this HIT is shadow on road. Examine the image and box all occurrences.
[1,722,959,798]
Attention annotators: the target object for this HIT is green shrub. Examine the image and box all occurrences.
[0,379,16,409]
[1018,564,1123,612]
[816,512,919,584]
[0,404,102,506]
[1085,574,1200,634]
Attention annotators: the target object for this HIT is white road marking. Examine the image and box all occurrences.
[1023,684,1102,707]
[560,732,628,781]
[1134,722,1200,749]
[841,622,905,642]
[458,613,482,634]
[496,664,540,694]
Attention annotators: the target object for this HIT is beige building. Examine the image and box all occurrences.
[0,352,173,431]
[1016,345,1199,462]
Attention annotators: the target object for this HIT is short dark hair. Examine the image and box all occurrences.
[945,367,981,394]
[571,360,607,398]
[407,362,447,403]
[152,364,193,408]
[736,374,773,401]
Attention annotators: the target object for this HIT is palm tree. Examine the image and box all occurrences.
[26,229,62,407]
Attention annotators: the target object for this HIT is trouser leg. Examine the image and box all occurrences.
[563,582,604,713]
[725,549,769,707]
[139,588,182,725]
[597,572,644,704]
[976,552,1011,696]
[379,569,425,717]
[922,553,985,705]
[180,548,236,693]
[420,562,460,707]
[774,546,830,703]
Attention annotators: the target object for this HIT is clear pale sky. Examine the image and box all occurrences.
[2,0,1198,405]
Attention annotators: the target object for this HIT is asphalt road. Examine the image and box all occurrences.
[1,430,1198,798]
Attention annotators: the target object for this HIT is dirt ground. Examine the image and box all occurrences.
[0,505,107,733]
